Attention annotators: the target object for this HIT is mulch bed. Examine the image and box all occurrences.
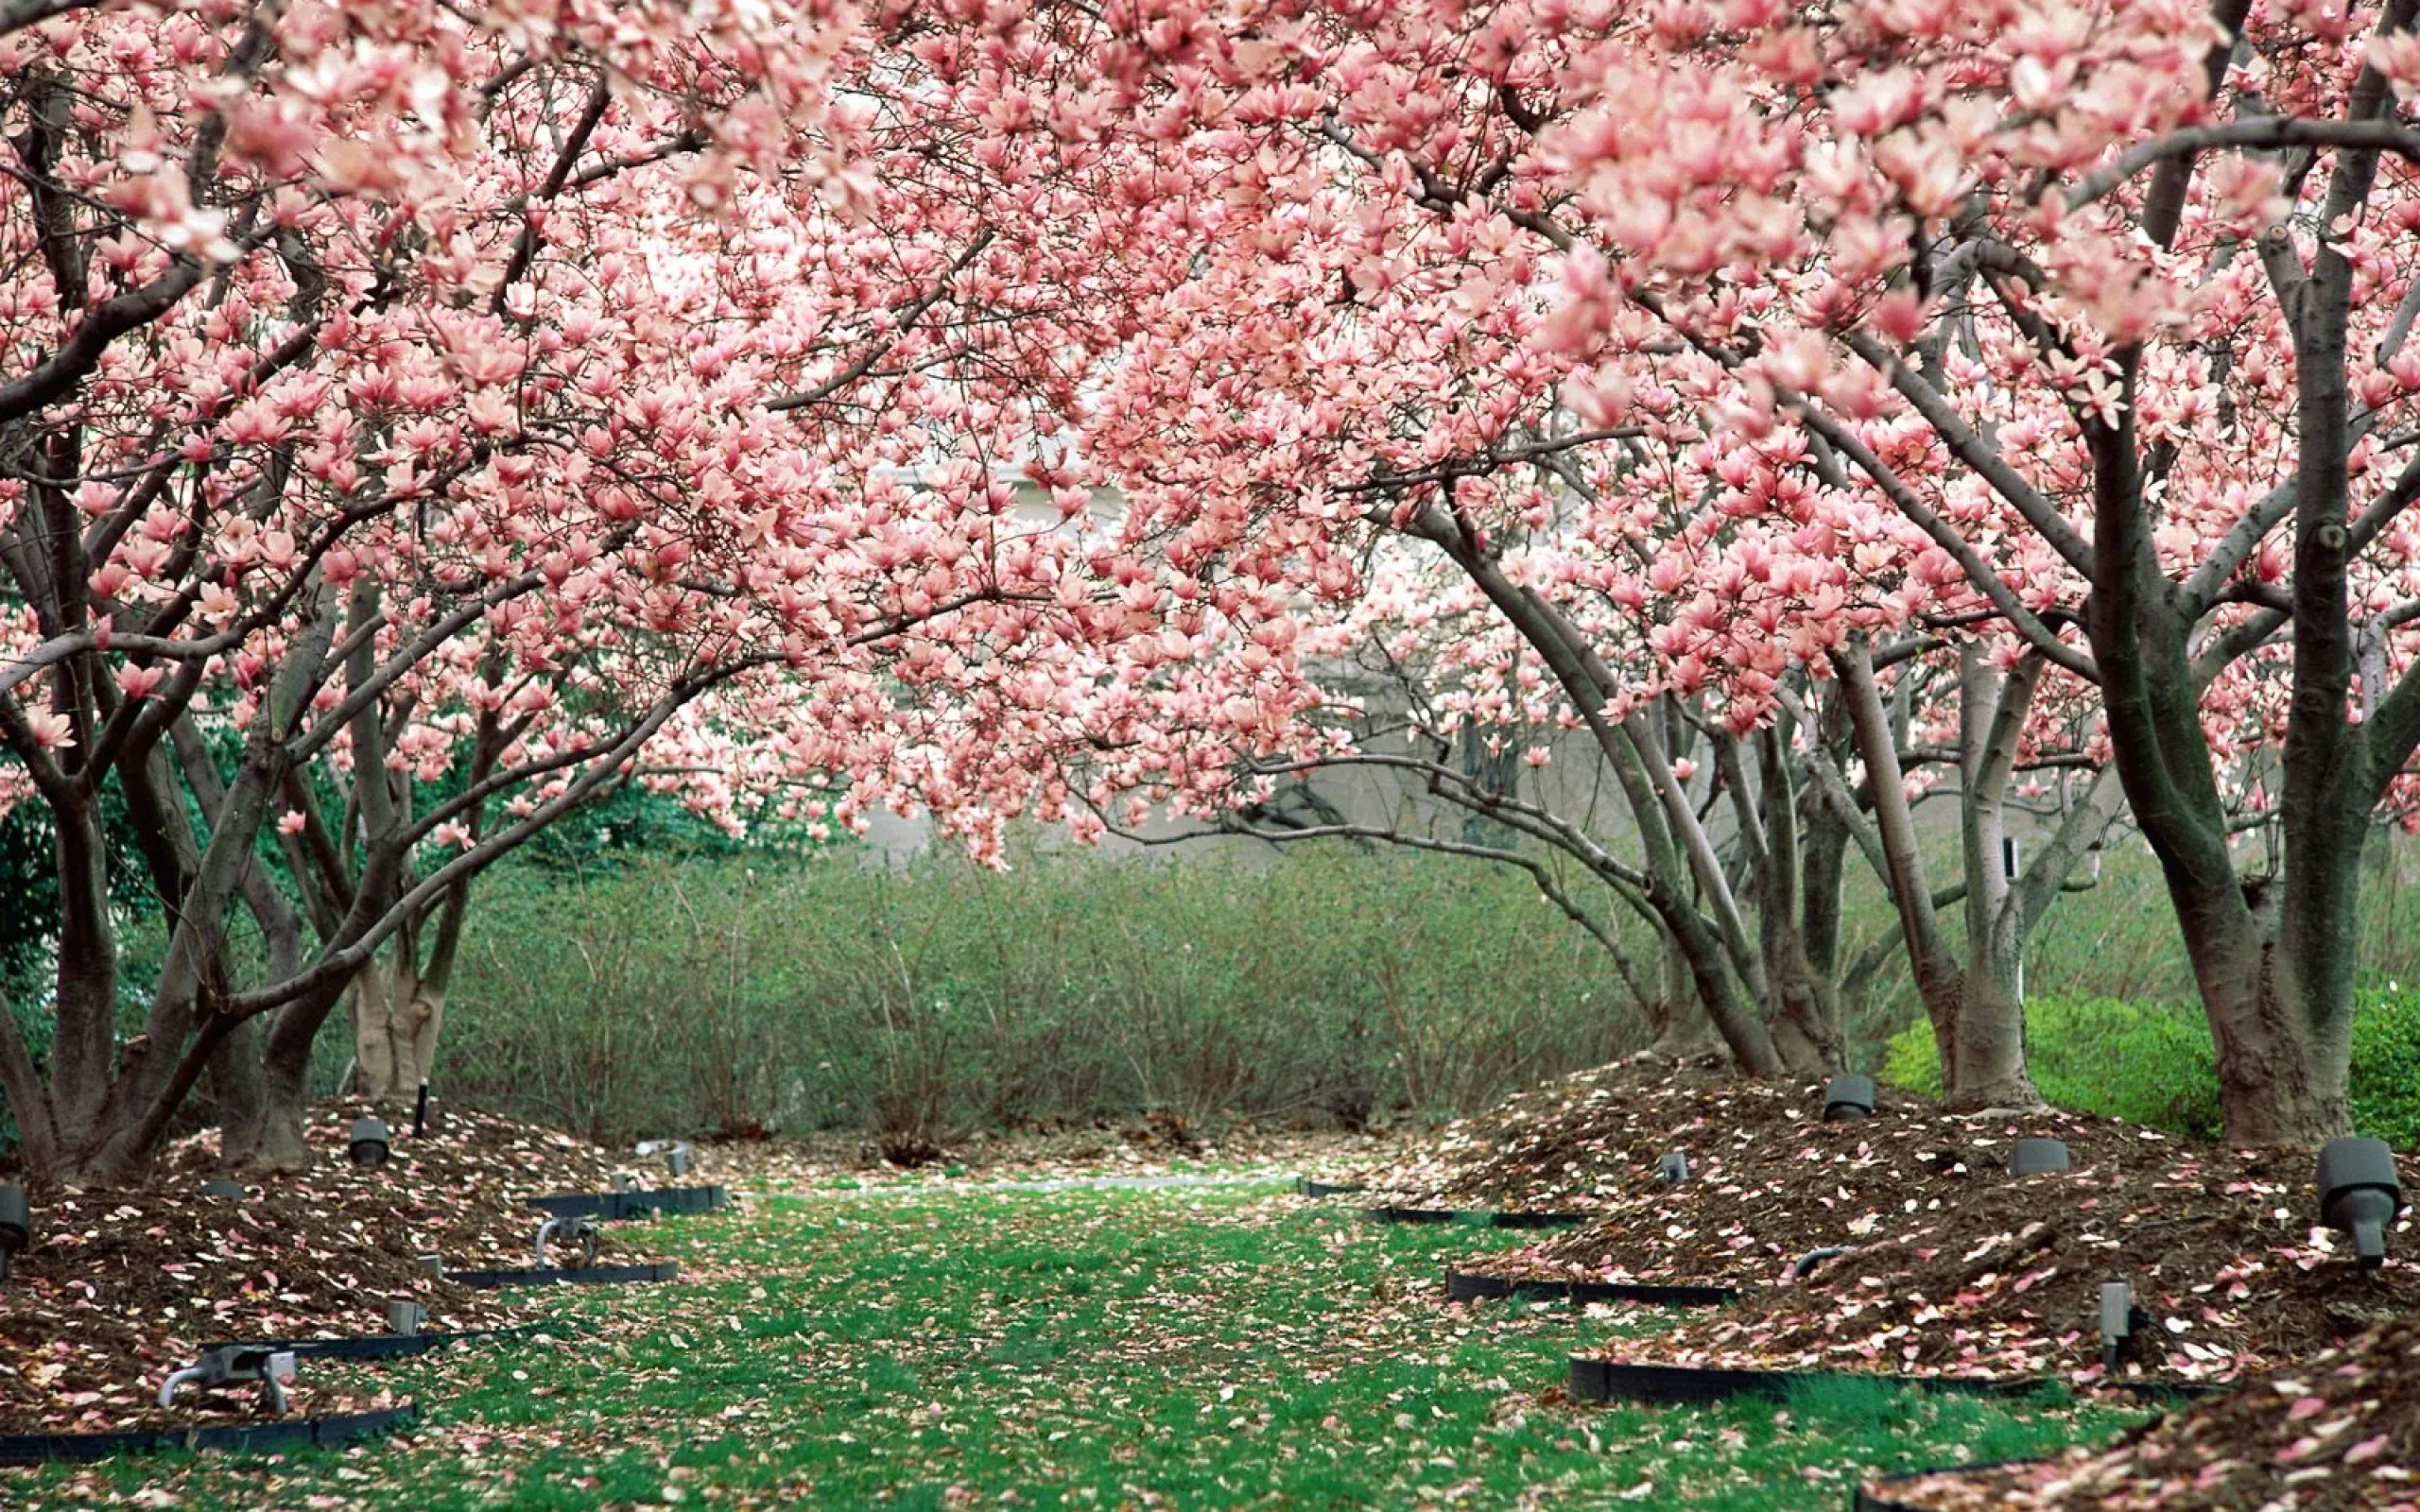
[0,1102,661,1435]
[1374,1061,2418,1384]
[1556,1124,2418,1384]
[1339,1057,1772,1213]
[1867,1316,2420,1510]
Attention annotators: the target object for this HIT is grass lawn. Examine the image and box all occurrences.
[7,1183,2141,1509]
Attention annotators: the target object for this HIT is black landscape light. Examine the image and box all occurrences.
[2317,1137,2406,1269]
[2012,1139,2071,1177]
[200,1178,246,1202]
[535,1215,600,1269]
[386,1298,426,1336]
[0,1184,28,1280]
[412,1082,436,1139]
[1823,1074,1876,1122]
[2098,1280,2147,1373]
[348,1116,391,1169]
[159,1346,297,1413]
[1658,1152,1690,1187]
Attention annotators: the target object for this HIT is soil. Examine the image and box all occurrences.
[1870,1316,2420,1511]
[0,1101,666,1435]
[1382,1061,2420,1383]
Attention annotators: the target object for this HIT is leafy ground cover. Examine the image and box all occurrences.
[1869,1316,2420,1512]
[0,1106,657,1435]
[2,1181,2135,1509]
[1357,1063,2420,1385]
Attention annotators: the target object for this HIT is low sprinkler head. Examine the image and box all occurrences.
[159,1345,297,1414]
[535,1215,599,1269]
[348,1117,392,1170]
[200,1178,247,1202]
[1658,1152,1690,1187]
[2317,1137,2406,1270]
[386,1298,427,1336]
[2099,1280,2140,1373]
[1822,1074,1876,1123]
[2012,1138,2072,1177]
[0,1184,28,1281]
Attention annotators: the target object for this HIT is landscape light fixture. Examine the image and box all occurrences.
[159,1346,297,1413]
[1658,1152,1690,1187]
[2012,1139,2071,1177]
[2099,1280,2146,1373]
[348,1116,392,1169]
[535,1215,600,1269]
[2317,1137,2406,1269]
[417,1252,444,1279]
[0,1184,28,1280]
[386,1298,427,1336]
[412,1082,435,1139]
[1822,1074,1876,1122]
[200,1178,246,1202]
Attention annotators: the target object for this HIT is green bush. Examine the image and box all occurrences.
[1885,992,2420,1146]
[1884,996,2223,1138]
[432,845,1644,1144]
[2350,988,2420,1149]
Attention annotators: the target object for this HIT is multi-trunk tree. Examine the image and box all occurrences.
[1060,0,2420,1143]
[0,0,1207,1183]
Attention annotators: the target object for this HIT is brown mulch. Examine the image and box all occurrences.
[1340,1057,1789,1212]
[1870,1316,2420,1511]
[0,1101,668,1435]
[692,1117,1389,1190]
[1575,1133,2419,1383]
[1365,1060,2418,1384]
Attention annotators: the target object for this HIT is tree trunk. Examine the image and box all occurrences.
[350,955,448,1103]
[205,1017,268,1164]
[1943,973,2036,1111]
[2169,866,2353,1145]
[1643,927,1723,1057]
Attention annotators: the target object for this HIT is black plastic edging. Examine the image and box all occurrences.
[525,1186,728,1221]
[1444,1268,1738,1307]
[0,1402,418,1466]
[1566,1358,2224,1407]
[445,1261,678,1289]
[195,1322,565,1362]
[1364,1205,1587,1229]
[1294,1178,1368,1197]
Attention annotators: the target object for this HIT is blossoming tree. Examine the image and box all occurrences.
[0,0,1192,1182]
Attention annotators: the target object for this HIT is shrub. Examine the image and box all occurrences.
[1884,996,2221,1138]
[1885,992,2420,1147]
[427,845,1646,1143]
[2349,988,2420,1150]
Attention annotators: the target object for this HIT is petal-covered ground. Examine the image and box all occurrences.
[1346,1063,2420,1384]
[1868,1316,2420,1511]
[0,1175,2137,1509]
[2,1105,656,1434]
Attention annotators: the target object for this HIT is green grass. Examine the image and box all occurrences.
[6,1186,2140,1509]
